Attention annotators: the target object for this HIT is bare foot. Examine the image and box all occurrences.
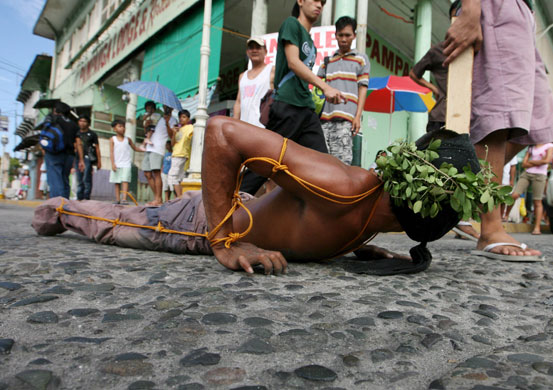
[531,230,541,235]
[455,224,480,240]
[145,200,162,207]
[477,231,542,257]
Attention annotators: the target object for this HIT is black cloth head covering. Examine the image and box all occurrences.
[389,130,480,270]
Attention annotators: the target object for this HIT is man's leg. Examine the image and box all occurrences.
[321,120,353,165]
[475,130,540,256]
[62,155,75,199]
[121,182,129,202]
[76,161,85,200]
[144,170,155,195]
[152,169,163,205]
[44,153,65,198]
[83,159,93,200]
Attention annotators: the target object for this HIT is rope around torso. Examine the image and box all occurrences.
[55,138,383,258]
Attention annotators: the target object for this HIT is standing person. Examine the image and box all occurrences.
[38,161,48,199]
[168,110,194,197]
[444,0,553,260]
[110,120,142,205]
[20,169,30,200]
[161,143,173,202]
[76,115,101,200]
[142,105,177,206]
[42,102,84,199]
[140,101,162,148]
[233,37,274,128]
[317,16,370,165]
[239,0,345,195]
[410,30,480,241]
[508,144,553,234]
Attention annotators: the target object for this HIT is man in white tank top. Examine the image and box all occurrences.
[233,37,274,128]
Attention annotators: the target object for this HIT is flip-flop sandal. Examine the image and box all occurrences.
[471,242,544,262]
[452,227,479,242]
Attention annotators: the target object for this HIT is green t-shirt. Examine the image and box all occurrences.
[274,17,316,109]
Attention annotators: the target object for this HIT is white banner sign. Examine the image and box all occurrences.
[260,25,356,75]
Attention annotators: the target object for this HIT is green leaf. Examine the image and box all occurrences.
[480,190,490,204]
[413,200,422,213]
[430,202,439,218]
[429,139,441,150]
[405,173,413,183]
[406,187,412,198]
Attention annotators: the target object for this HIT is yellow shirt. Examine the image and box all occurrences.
[172,124,194,161]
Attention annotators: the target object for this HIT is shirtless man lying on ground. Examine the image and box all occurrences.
[33,117,478,275]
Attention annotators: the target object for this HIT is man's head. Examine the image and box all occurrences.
[53,102,71,117]
[292,0,325,22]
[78,115,90,131]
[390,130,480,245]
[246,37,267,66]
[178,110,191,126]
[144,101,156,114]
[335,16,357,54]
[111,119,125,135]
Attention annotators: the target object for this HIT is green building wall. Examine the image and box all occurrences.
[137,0,225,115]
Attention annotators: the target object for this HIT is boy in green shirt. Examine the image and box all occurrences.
[240,0,345,195]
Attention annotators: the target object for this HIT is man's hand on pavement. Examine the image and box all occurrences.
[443,5,482,66]
[213,242,288,275]
[354,244,412,262]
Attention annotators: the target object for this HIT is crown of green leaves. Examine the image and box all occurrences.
[376,139,514,222]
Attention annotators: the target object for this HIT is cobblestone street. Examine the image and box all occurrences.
[1,202,553,390]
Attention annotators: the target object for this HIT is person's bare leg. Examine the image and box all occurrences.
[532,199,543,235]
[174,182,183,197]
[144,171,155,194]
[475,131,541,256]
[145,170,163,206]
[114,183,120,203]
[165,190,171,202]
[121,182,129,202]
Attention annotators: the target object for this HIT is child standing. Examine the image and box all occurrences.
[161,142,173,202]
[168,110,193,197]
[20,169,30,200]
[109,120,142,204]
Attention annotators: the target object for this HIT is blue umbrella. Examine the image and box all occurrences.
[118,81,183,111]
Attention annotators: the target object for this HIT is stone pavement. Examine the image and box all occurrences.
[1,202,552,390]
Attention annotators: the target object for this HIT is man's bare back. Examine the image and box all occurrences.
[203,116,402,273]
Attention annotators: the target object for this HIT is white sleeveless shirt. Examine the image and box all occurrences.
[239,64,272,128]
[112,136,132,168]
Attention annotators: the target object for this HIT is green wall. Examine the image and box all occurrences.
[137,0,224,114]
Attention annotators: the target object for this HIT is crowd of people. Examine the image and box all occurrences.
[33,0,553,271]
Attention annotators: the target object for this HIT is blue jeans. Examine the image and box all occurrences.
[76,157,93,200]
[44,152,74,199]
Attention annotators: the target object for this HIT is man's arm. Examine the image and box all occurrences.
[75,137,85,172]
[270,65,275,89]
[232,72,244,119]
[352,85,367,135]
[202,117,367,273]
[284,43,345,104]
[443,0,482,66]
[409,69,439,96]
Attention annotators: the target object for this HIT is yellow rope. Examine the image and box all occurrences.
[55,138,383,251]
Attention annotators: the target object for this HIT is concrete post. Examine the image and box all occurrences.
[321,0,333,26]
[251,0,268,36]
[334,0,356,22]
[409,0,432,141]
[187,0,212,179]
[124,62,140,143]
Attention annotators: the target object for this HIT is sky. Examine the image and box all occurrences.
[0,0,53,157]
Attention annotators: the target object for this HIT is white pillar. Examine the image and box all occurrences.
[124,61,140,143]
[251,0,268,36]
[409,0,432,141]
[321,0,333,26]
[356,0,368,51]
[187,0,212,179]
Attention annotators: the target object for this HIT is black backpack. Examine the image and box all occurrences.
[39,121,65,154]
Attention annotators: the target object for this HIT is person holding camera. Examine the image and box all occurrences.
[76,115,101,200]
